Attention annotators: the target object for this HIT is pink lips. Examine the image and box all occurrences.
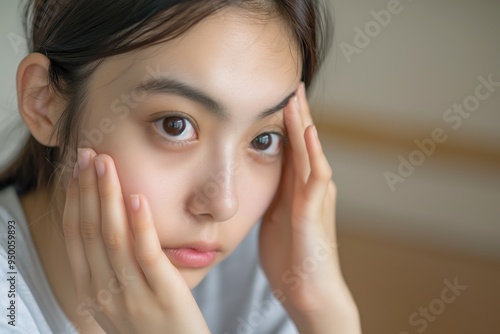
[162,243,220,268]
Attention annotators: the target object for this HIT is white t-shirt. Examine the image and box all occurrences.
[0,185,298,333]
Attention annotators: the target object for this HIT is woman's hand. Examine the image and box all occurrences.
[62,148,210,334]
[259,83,361,333]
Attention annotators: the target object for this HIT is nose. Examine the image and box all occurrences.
[187,163,239,222]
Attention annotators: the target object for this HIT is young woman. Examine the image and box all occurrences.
[0,0,361,333]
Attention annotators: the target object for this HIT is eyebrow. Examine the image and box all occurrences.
[133,77,296,122]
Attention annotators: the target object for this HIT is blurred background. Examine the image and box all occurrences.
[1,0,499,333]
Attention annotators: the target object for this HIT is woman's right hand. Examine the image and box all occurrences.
[62,148,210,334]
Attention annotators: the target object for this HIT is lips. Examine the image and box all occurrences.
[171,241,222,253]
[162,241,222,268]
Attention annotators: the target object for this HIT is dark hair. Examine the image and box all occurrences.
[0,0,333,194]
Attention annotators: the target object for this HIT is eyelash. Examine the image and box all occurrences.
[151,114,287,159]
[148,111,195,146]
[250,132,287,161]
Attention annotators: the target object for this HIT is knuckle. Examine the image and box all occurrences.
[102,231,121,251]
[66,182,80,199]
[98,182,118,201]
[315,166,332,182]
[136,249,159,269]
[322,166,333,181]
[79,177,95,193]
[62,221,80,241]
[80,220,99,240]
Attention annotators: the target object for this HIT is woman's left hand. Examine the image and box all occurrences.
[259,82,361,333]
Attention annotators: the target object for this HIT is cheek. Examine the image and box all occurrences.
[114,151,282,221]
[103,147,189,238]
[215,161,281,253]
[236,161,282,226]
[95,121,282,250]
[117,163,166,213]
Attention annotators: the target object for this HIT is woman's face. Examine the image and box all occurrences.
[76,8,301,288]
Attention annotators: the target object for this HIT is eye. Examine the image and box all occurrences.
[153,116,197,143]
[251,133,282,156]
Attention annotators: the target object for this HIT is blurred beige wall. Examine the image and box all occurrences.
[314,0,500,332]
[339,230,500,333]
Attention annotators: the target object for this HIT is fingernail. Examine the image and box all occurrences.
[72,163,79,179]
[131,194,140,213]
[94,158,105,178]
[78,148,90,170]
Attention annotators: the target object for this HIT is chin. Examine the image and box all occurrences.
[177,267,210,290]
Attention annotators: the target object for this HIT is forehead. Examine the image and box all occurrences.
[88,7,302,120]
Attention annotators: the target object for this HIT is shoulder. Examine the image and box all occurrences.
[0,247,49,333]
[0,186,25,229]
[0,187,50,333]
[0,186,77,333]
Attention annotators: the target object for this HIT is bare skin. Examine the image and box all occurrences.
[17,7,361,334]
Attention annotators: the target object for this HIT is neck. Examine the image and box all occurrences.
[20,184,71,301]
[19,184,105,333]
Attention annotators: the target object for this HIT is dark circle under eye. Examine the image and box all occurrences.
[163,117,186,136]
[252,134,272,150]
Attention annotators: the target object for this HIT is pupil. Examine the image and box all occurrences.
[164,117,185,136]
[253,134,271,150]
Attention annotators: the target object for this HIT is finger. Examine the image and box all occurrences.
[130,194,181,293]
[62,163,90,291]
[303,125,332,210]
[264,146,295,224]
[323,180,337,236]
[94,154,143,289]
[297,82,314,127]
[78,148,114,281]
[280,143,296,202]
[284,93,310,183]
